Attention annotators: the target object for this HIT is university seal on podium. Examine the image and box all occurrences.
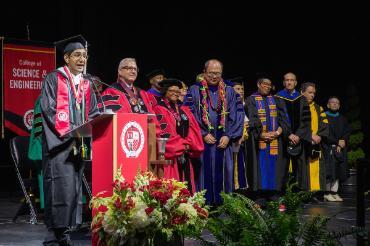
[120,121,145,158]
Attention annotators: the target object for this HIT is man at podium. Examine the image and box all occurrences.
[40,37,100,245]
[101,58,156,115]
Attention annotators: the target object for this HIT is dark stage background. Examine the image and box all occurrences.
[1,4,369,194]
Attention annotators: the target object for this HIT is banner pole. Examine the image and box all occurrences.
[84,40,87,75]
[1,36,4,139]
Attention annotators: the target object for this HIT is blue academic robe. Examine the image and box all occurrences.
[187,83,244,204]
[147,88,161,97]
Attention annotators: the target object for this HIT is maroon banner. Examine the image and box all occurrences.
[2,42,55,136]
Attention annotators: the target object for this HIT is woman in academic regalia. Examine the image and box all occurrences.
[153,79,204,193]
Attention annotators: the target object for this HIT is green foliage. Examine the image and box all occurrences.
[349,120,362,131]
[343,84,365,168]
[349,132,364,148]
[198,182,357,246]
[348,148,366,166]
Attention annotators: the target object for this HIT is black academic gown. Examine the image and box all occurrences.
[322,113,351,182]
[300,103,329,191]
[246,94,289,191]
[40,70,99,229]
[274,94,311,187]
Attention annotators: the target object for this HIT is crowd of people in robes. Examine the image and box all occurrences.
[35,38,352,245]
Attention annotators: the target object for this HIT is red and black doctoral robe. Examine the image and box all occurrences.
[100,82,154,114]
[100,81,160,137]
[153,99,204,193]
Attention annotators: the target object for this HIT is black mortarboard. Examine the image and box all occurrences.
[158,78,183,89]
[146,69,165,80]
[228,76,244,86]
[54,35,88,55]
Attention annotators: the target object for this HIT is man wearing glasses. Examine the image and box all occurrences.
[100,58,155,115]
[40,37,100,245]
[187,59,245,205]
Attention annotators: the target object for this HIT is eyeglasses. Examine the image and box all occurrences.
[167,89,181,94]
[260,81,272,87]
[120,66,139,72]
[70,52,88,60]
[206,71,222,77]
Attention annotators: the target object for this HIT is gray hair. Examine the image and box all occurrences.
[300,82,316,92]
[204,59,223,71]
[118,58,137,70]
[283,72,297,80]
[328,96,340,103]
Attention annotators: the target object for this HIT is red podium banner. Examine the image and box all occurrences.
[117,114,148,182]
[92,113,149,197]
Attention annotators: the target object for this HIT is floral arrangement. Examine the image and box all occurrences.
[200,79,227,132]
[90,169,209,245]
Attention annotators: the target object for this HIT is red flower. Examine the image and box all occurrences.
[177,198,188,204]
[171,214,188,225]
[193,204,208,218]
[113,180,120,189]
[166,181,174,193]
[149,180,163,189]
[151,190,171,205]
[179,188,191,198]
[97,205,108,213]
[91,217,103,231]
[145,207,154,215]
[279,204,286,212]
[197,208,209,219]
[120,181,131,190]
[123,196,135,211]
[114,198,122,209]
[129,183,136,192]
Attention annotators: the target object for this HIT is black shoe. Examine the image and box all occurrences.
[310,197,322,204]
[58,238,74,246]
[42,239,58,246]
[58,232,73,246]
[55,228,73,246]
[43,229,59,246]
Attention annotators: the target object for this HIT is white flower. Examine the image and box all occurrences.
[130,197,151,229]
[102,214,116,234]
[178,203,197,220]
[131,208,150,229]
[149,208,163,225]
[132,197,147,210]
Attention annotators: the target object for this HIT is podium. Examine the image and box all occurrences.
[92,112,156,196]
[65,112,157,246]
[65,112,156,197]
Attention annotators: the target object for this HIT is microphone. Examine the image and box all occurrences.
[83,74,108,113]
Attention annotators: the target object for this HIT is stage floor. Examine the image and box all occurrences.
[0,192,367,245]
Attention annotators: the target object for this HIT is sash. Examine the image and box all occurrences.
[55,72,91,136]
[254,94,278,156]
